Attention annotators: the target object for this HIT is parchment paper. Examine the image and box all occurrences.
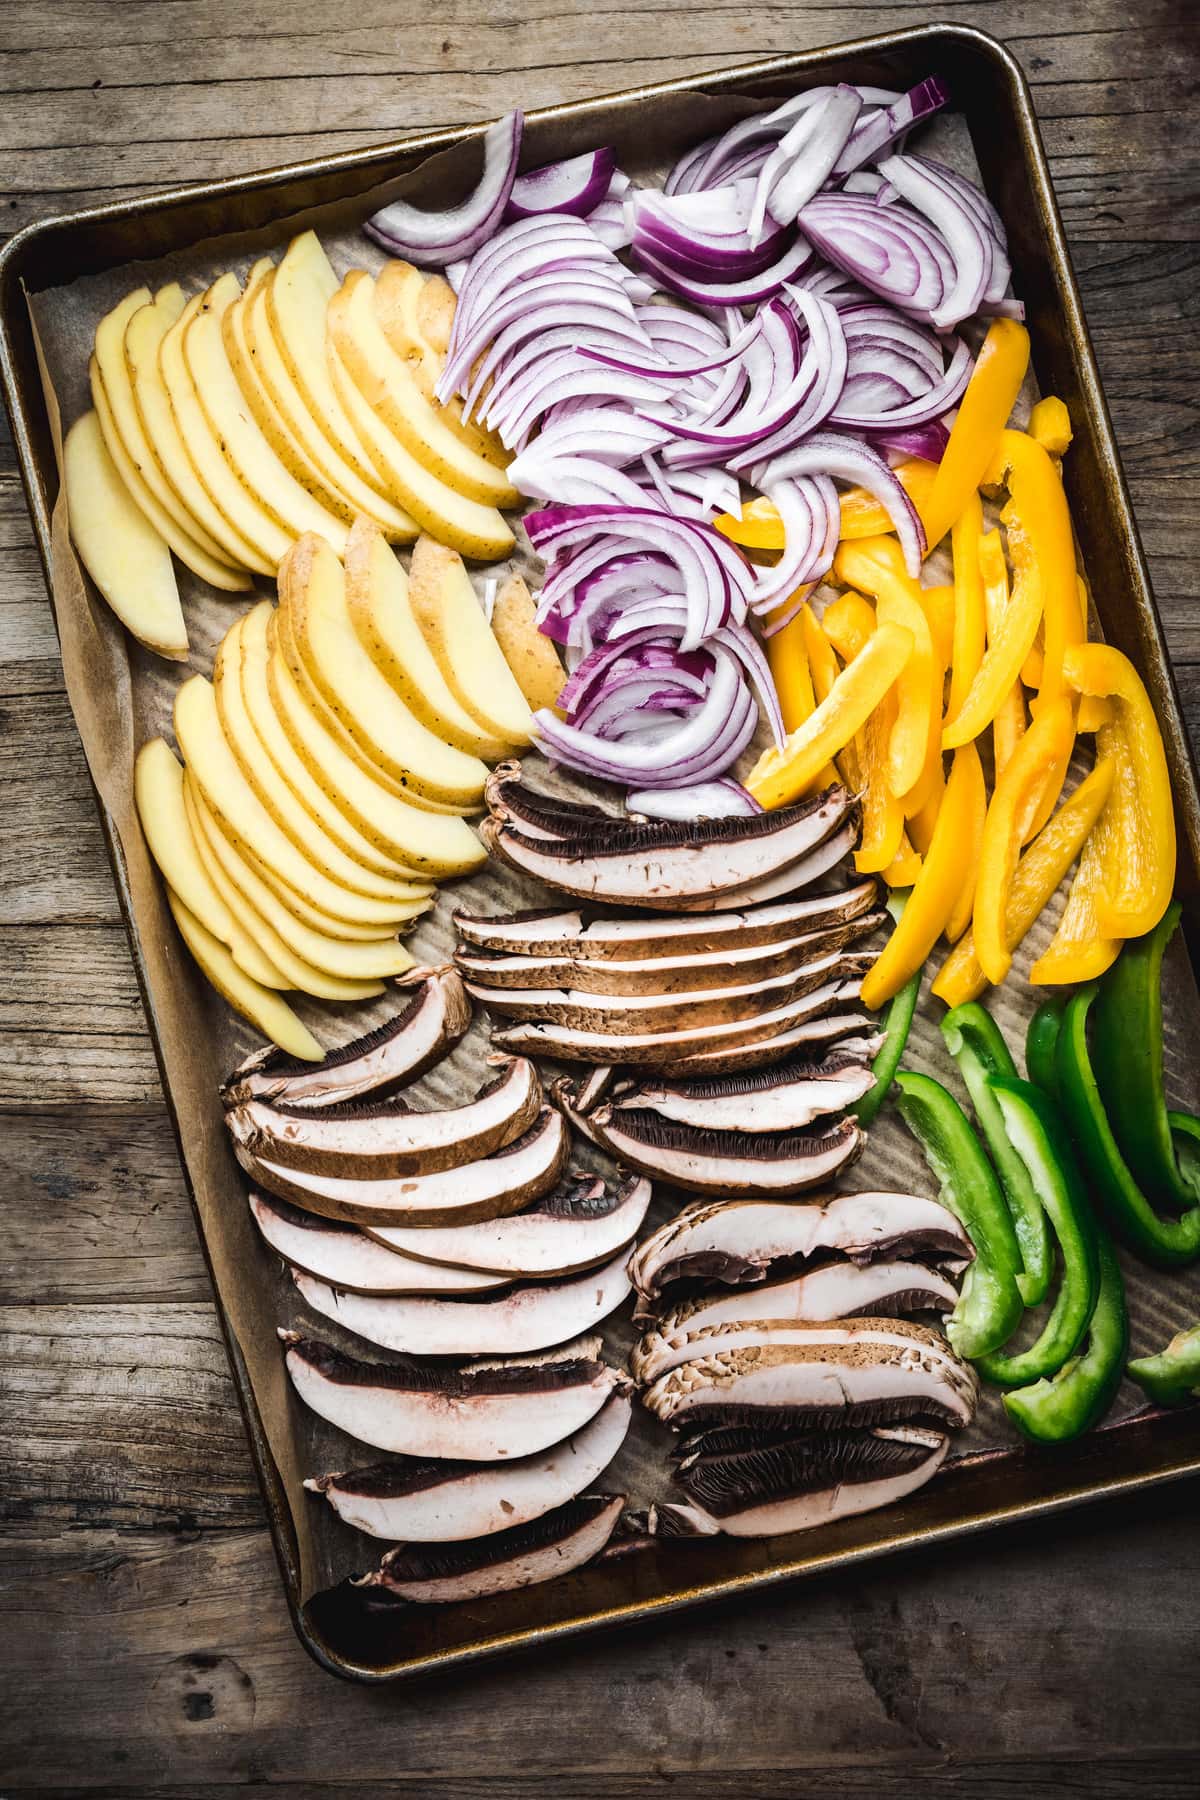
[25,91,1200,1622]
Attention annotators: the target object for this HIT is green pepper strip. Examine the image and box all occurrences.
[1056,987,1200,1267]
[894,1071,1024,1359]
[941,1003,1052,1306]
[1093,901,1200,1212]
[1025,998,1065,1105]
[1004,1231,1128,1443]
[1127,1322,1200,1406]
[856,891,920,1128]
[975,1077,1100,1386]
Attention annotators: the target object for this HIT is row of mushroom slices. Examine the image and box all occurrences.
[223,967,643,1604]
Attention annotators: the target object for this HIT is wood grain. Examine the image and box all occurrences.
[1,0,1198,1790]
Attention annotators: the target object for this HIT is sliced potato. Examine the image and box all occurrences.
[281,533,489,815]
[343,516,512,758]
[409,536,534,745]
[63,411,189,660]
[490,573,567,713]
[329,269,519,507]
[373,260,507,467]
[166,887,324,1059]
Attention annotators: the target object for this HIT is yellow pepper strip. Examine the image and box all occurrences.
[1029,395,1073,457]
[712,495,786,551]
[767,606,819,736]
[919,583,955,672]
[823,593,906,875]
[931,756,1115,1006]
[836,459,939,541]
[1022,625,1045,690]
[861,743,986,1010]
[949,494,986,718]
[973,697,1076,986]
[942,539,1041,751]
[922,318,1031,552]
[978,526,1026,776]
[944,742,988,943]
[833,540,936,799]
[1064,642,1177,936]
[1074,574,1111,732]
[746,621,914,810]
[989,429,1081,713]
[798,605,855,789]
[907,763,944,855]
[882,833,924,888]
[1029,817,1121,985]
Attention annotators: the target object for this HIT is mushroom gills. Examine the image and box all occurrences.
[281,1333,620,1458]
[249,1191,509,1294]
[569,1106,864,1199]
[357,1492,625,1604]
[306,1390,632,1540]
[667,1017,882,1078]
[613,1050,877,1133]
[220,966,470,1108]
[367,1174,652,1276]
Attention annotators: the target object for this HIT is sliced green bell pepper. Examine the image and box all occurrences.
[941,1003,1052,1305]
[856,891,920,1128]
[1056,986,1200,1267]
[1093,902,1200,1212]
[1025,997,1065,1104]
[1004,1230,1128,1442]
[1127,1323,1200,1405]
[894,1070,1024,1359]
[975,1077,1100,1386]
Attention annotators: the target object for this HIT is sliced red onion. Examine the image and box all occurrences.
[749,86,863,243]
[833,77,949,175]
[627,779,762,820]
[365,110,523,266]
[877,153,993,328]
[873,420,950,462]
[756,431,925,577]
[750,472,840,620]
[797,193,947,320]
[506,147,618,220]
[831,332,972,429]
[633,233,813,307]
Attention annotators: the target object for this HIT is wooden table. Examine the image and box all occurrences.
[3,2,1198,1792]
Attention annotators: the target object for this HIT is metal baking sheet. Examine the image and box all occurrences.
[2,20,1198,1683]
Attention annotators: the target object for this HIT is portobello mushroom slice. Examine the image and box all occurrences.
[615,1051,877,1133]
[494,977,864,1068]
[667,1018,882,1079]
[306,1389,632,1540]
[221,965,470,1108]
[484,765,619,838]
[453,880,879,959]
[292,1246,632,1357]
[632,1264,959,1382]
[566,1104,864,1200]
[629,1194,974,1311]
[249,1192,510,1295]
[225,1057,541,1178]
[640,1318,978,1433]
[367,1174,652,1277]
[574,1066,617,1115]
[235,1106,569,1227]
[282,1332,620,1458]
[480,786,857,910]
[668,1424,949,1537]
[357,1493,625,1604]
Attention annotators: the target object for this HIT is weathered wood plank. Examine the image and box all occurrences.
[0,687,123,925]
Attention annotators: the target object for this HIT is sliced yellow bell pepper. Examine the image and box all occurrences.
[712,495,787,551]
[919,583,956,673]
[978,526,1027,776]
[973,697,1076,986]
[1074,574,1111,732]
[745,620,914,810]
[990,428,1082,712]
[833,539,936,800]
[882,831,923,888]
[1022,625,1045,690]
[861,743,986,1010]
[1029,819,1121,985]
[714,461,938,551]
[907,765,945,856]
[922,317,1031,552]
[945,743,988,944]
[797,604,855,789]
[943,540,1041,752]
[767,606,819,736]
[1029,395,1073,457]
[823,592,905,875]
[1064,643,1176,937]
[949,494,986,718]
[931,756,1115,1006]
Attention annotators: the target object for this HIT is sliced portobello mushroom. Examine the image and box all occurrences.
[225,1057,541,1179]
[484,765,619,837]
[640,1318,978,1434]
[235,1107,569,1227]
[574,1066,617,1115]
[632,1264,959,1382]
[613,1051,876,1134]
[367,1173,652,1277]
[292,1246,632,1357]
[668,1423,949,1537]
[282,1332,620,1458]
[249,1192,509,1295]
[221,966,470,1109]
[565,1103,864,1200]
[453,880,879,960]
[306,1389,632,1540]
[356,1492,625,1604]
[493,977,864,1068]
[629,1193,974,1309]
[480,786,858,910]
[667,1018,883,1079]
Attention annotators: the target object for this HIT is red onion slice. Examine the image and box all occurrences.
[506,147,618,219]
[756,431,925,577]
[365,110,524,266]
[627,780,762,820]
[877,153,993,328]
[749,86,863,242]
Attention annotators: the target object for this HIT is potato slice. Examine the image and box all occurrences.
[134,736,286,986]
[329,269,519,507]
[213,612,434,901]
[166,887,324,1058]
[158,296,294,570]
[490,573,567,713]
[125,292,270,577]
[281,533,489,814]
[408,536,534,746]
[186,776,418,983]
[343,516,513,758]
[181,778,387,1001]
[373,260,507,467]
[63,411,189,660]
[184,276,349,553]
